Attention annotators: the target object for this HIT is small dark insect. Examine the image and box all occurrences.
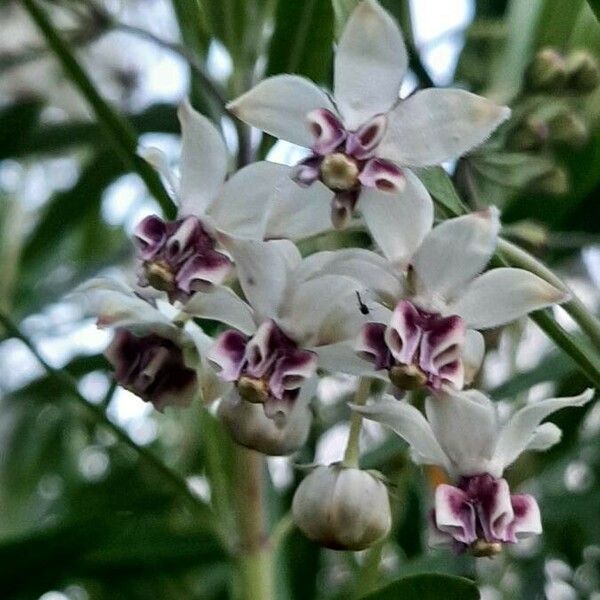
[356,291,370,315]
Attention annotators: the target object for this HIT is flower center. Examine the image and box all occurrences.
[105,329,197,410]
[133,214,232,302]
[358,299,466,391]
[209,320,318,421]
[320,152,360,190]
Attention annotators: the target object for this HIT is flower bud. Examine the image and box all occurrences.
[549,112,588,147]
[217,391,311,456]
[565,51,600,93]
[508,117,549,151]
[526,48,567,90]
[292,465,391,550]
[531,166,569,196]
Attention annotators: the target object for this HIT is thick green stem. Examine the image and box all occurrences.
[342,378,371,468]
[498,238,600,351]
[234,447,273,600]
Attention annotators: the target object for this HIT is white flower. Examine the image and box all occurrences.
[354,387,595,554]
[134,100,289,301]
[73,278,226,410]
[182,236,372,423]
[227,0,509,233]
[311,207,568,392]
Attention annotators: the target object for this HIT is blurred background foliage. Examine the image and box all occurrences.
[0,0,599,598]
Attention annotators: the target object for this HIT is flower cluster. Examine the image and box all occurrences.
[74,0,595,556]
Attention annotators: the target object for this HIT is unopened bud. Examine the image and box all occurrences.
[292,465,391,550]
[218,392,311,455]
[527,48,567,90]
[565,51,600,93]
[508,117,549,151]
[549,112,588,147]
[531,166,569,196]
[320,153,359,191]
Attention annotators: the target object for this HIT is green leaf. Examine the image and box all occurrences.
[415,167,468,217]
[588,0,600,21]
[266,0,334,84]
[361,573,480,600]
[534,0,585,49]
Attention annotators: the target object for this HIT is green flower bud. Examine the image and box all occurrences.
[549,112,588,147]
[292,465,391,550]
[508,117,549,151]
[218,393,311,456]
[532,166,569,196]
[526,48,567,90]
[565,51,600,94]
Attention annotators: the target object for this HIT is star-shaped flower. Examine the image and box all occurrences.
[182,237,371,423]
[307,206,568,392]
[135,100,289,301]
[73,278,225,410]
[227,0,509,235]
[354,387,595,555]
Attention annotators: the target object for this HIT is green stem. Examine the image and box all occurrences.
[342,378,371,468]
[234,447,273,600]
[0,311,214,525]
[20,0,173,216]
[498,238,600,351]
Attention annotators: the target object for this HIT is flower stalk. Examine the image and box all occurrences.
[234,447,274,600]
[343,377,371,468]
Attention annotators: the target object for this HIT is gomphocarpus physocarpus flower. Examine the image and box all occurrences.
[354,388,595,555]
[228,0,509,234]
[134,100,291,302]
[292,464,391,550]
[73,278,224,411]
[183,236,371,451]
[306,207,567,394]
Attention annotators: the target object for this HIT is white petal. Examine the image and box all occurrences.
[334,0,407,128]
[207,161,289,239]
[378,88,511,167]
[354,396,452,472]
[227,75,337,148]
[450,268,569,329]
[265,175,334,241]
[412,207,500,302]
[525,422,562,452]
[426,390,498,477]
[313,341,380,377]
[138,147,179,202]
[296,248,404,306]
[463,329,485,385]
[182,285,256,334]
[280,274,361,345]
[183,321,231,405]
[359,169,433,266]
[492,389,594,472]
[220,236,302,320]
[72,278,176,339]
[177,100,228,216]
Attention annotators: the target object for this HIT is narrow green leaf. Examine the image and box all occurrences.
[415,166,468,217]
[267,0,334,84]
[535,0,585,49]
[20,0,173,216]
[361,573,480,600]
[588,0,600,21]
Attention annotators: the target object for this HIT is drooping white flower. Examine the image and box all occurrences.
[309,206,568,392]
[73,278,225,410]
[182,237,371,423]
[135,100,289,302]
[227,0,509,233]
[354,388,595,554]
